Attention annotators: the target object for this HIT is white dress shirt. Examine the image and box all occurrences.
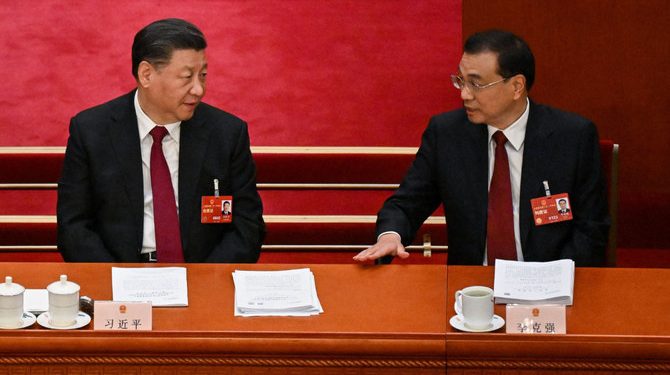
[134,92,181,254]
[484,98,530,264]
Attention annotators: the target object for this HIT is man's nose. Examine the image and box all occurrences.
[190,77,205,97]
[460,85,474,101]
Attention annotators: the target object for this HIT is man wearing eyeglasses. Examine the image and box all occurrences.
[354,30,609,266]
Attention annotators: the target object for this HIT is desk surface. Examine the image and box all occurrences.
[0,262,447,374]
[447,266,670,373]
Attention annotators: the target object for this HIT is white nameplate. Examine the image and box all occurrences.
[505,304,566,334]
[93,301,152,331]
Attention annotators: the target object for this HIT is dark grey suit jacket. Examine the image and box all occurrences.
[57,91,265,262]
[377,101,610,266]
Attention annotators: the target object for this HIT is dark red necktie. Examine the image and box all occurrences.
[487,131,517,265]
[150,126,184,263]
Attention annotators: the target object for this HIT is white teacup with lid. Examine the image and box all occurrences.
[0,276,25,328]
[47,275,80,327]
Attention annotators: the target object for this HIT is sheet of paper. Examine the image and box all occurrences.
[24,289,49,313]
[112,267,188,307]
[232,268,323,317]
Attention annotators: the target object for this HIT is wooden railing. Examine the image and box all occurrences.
[0,147,447,263]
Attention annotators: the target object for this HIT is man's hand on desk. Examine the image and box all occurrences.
[353,233,410,262]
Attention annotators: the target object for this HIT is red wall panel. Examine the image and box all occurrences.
[0,0,461,147]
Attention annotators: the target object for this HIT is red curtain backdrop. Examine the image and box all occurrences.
[0,0,461,147]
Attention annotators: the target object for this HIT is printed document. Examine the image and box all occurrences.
[493,259,574,305]
[112,267,188,307]
[232,268,323,317]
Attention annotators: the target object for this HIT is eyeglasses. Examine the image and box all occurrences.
[450,75,508,92]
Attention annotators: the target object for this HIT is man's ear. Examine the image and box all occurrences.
[137,61,154,88]
[512,74,526,100]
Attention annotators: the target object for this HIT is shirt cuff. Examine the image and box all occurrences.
[377,231,402,242]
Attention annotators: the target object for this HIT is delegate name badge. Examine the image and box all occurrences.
[202,179,232,223]
[201,195,233,223]
[531,181,573,226]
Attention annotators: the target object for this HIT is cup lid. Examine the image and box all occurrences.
[47,275,80,295]
[0,276,25,296]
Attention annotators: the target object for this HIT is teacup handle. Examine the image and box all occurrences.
[454,290,463,316]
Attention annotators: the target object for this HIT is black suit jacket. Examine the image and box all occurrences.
[377,101,610,266]
[57,91,265,262]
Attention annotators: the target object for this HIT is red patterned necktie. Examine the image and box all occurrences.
[487,131,517,265]
[149,126,184,263]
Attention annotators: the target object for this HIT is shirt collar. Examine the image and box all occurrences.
[134,91,181,142]
[487,98,530,151]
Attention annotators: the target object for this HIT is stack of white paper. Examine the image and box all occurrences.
[493,259,575,305]
[112,267,189,307]
[232,268,324,317]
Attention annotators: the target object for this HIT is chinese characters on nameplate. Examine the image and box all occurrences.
[505,304,566,334]
[93,301,152,331]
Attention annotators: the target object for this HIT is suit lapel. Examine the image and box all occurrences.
[178,111,210,249]
[519,102,554,252]
[108,92,144,249]
[464,121,489,254]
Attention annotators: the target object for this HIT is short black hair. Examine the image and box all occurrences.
[464,30,535,91]
[559,199,567,203]
[131,18,207,79]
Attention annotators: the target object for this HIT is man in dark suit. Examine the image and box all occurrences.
[58,18,265,263]
[354,30,609,266]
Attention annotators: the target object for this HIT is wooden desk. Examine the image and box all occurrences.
[447,266,670,373]
[0,263,447,374]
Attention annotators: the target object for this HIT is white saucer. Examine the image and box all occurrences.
[450,314,505,332]
[37,311,91,330]
[0,312,37,330]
